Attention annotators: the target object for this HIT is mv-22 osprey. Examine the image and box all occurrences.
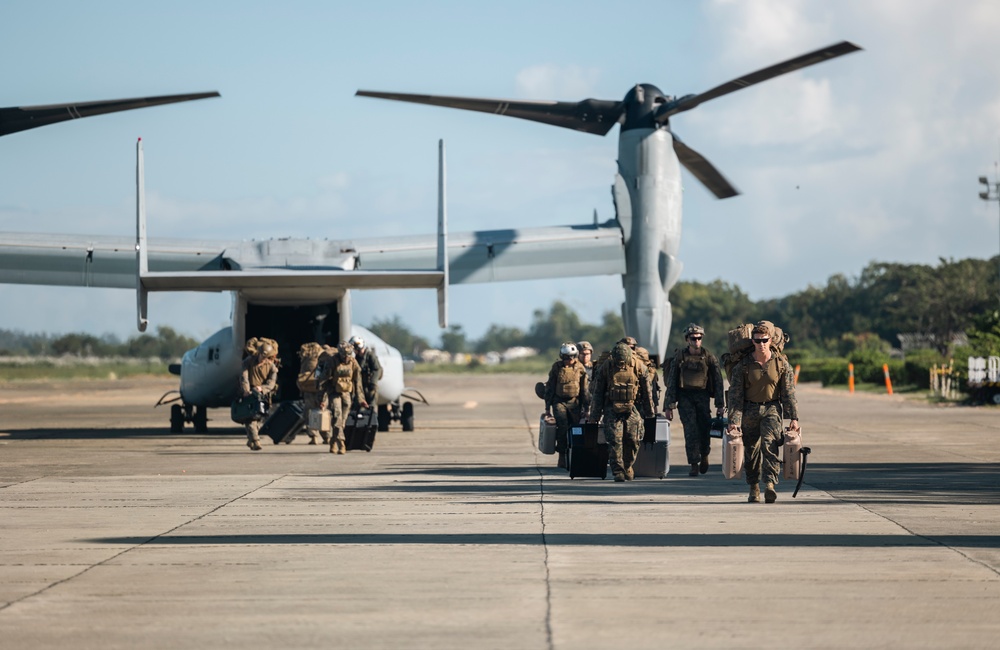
[0,93,624,432]
[359,41,862,363]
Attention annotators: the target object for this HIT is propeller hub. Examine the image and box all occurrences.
[622,84,670,132]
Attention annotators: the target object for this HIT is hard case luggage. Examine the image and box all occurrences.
[345,406,379,452]
[722,429,744,479]
[782,428,803,480]
[538,413,557,455]
[231,393,267,425]
[261,400,305,444]
[634,416,670,478]
[308,408,331,432]
[568,422,608,479]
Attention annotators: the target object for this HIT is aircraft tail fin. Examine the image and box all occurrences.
[135,138,149,332]
[437,139,449,328]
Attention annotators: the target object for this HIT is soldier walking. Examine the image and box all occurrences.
[589,342,653,482]
[727,321,800,503]
[239,341,278,451]
[324,342,368,455]
[665,324,724,476]
[351,335,382,406]
[545,342,589,469]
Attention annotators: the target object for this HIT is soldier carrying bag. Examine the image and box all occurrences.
[231,393,267,424]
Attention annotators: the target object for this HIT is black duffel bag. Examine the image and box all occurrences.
[231,393,267,424]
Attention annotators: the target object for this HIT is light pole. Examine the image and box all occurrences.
[978,174,1000,309]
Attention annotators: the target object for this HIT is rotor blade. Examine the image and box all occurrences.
[357,90,623,136]
[672,135,739,199]
[658,41,861,121]
[0,91,221,137]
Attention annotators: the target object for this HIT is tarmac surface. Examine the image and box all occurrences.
[0,374,998,649]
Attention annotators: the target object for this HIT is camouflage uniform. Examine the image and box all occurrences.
[544,357,589,459]
[665,347,724,467]
[727,351,798,490]
[590,344,654,481]
[298,343,331,445]
[323,346,365,454]
[239,351,278,450]
[355,346,383,405]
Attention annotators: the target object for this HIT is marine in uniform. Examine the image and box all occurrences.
[544,342,589,469]
[634,345,662,415]
[727,321,800,503]
[297,342,331,446]
[664,324,724,476]
[577,341,594,381]
[324,341,368,455]
[589,342,654,482]
[239,341,278,451]
[351,335,383,406]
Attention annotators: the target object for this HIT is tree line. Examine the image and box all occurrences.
[0,326,200,360]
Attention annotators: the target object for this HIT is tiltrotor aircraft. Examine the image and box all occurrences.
[358,41,862,362]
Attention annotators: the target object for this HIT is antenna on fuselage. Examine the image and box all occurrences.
[437,139,449,328]
[135,137,149,332]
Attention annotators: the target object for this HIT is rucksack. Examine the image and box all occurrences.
[296,342,324,392]
[721,323,789,381]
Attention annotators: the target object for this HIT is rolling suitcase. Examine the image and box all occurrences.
[568,422,608,479]
[634,416,670,478]
[345,406,379,452]
[261,400,305,445]
[538,413,557,455]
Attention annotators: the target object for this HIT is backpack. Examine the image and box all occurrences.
[296,342,324,392]
[721,323,789,381]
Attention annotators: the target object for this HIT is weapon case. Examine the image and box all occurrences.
[568,422,608,479]
[261,400,305,444]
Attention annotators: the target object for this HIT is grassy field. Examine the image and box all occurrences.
[0,359,173,381]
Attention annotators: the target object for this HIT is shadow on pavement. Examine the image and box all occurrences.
[89,532,1000,548]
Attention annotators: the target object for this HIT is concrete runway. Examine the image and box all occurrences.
[0,375,998,649]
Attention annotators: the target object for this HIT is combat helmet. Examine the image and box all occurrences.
[259,342,276,359]
[618,336,637,350]
[577,341,593,354]
[338,340,355,358]
[684,323,705,339]
[611,342,633,366]
[559,342,579,360]
[349,334,365,350]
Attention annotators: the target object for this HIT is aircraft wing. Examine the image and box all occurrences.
[0,221,624,289]
[355,222,625,283]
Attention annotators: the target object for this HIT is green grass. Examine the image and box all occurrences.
[0,361,173,381]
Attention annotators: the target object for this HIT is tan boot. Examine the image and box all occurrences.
[613,472,625,482]
[748,484,761,503]
[249,439,262,451]
[624,467,634,481]
[336,440,346,455]
[689,463,699,477]
[699,453,709,474]
[764,483,777,503]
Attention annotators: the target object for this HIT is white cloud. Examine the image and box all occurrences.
[514,64,602,99]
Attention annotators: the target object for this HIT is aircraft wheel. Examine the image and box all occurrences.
[193,406,208,433]
[401,402,415,432]
[991,390,1000,405]
[377,404,391,432]
[170,405,185,433]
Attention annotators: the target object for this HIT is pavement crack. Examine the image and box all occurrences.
[848,499,1000,578]
[0,475,286,614]
[521,397,555,650]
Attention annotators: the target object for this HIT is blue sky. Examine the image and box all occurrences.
[2,0,999,345]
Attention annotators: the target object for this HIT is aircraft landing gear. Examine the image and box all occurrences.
[376,400,415,431]
[401,402,415,432]
[170,404,185,433]
[160,393,212,433]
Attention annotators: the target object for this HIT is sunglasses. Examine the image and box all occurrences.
[752,338,770,344]
[688,336,702,340]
